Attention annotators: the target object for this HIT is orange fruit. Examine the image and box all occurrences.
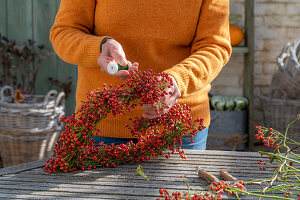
[229,25,245,46]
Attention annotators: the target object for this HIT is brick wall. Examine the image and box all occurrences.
[211,0,300,126]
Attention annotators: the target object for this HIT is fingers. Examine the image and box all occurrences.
[142,100,172,119]
[162,89,180,107]
[142,75,181,119]
[98,39,138,79]
[112,70,130,80]
[104,39,127,66]
[142,105,171,119]
[169,75,181,98]
[142,104,158,119]
[128,62,139,73]
[97,55,111,73]
[110,47,127,66]
[110,62,139,80]
[142,112,160,119]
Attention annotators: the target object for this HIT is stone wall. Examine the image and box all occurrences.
[211,0,300,126]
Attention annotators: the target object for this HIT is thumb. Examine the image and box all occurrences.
[110,47,127,66]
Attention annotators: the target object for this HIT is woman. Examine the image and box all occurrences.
[50,0,232,150]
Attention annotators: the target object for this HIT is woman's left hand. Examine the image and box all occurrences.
[142,75,181,119]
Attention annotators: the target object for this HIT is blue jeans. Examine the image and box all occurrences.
[91,127,208,150]
[180,127,208,150]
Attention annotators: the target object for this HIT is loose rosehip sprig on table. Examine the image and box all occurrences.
[158,179,245,200]
[158,115,300,200]
[43,69,204,173]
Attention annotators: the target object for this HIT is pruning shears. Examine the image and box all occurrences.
[196,167,247,195]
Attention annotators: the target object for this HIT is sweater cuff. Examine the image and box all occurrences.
[163,66,189,97]
[81,35,109,67]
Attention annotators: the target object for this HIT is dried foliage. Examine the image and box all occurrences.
[0,33,52,94]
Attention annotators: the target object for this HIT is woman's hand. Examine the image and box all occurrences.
[142,75,181,119]
[97,38,139,79]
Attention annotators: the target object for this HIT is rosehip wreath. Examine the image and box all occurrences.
[44,70,204,173]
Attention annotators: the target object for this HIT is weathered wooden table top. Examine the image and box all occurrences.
[0,150,276,199]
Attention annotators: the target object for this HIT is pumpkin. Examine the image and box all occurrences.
[229,25,245,46]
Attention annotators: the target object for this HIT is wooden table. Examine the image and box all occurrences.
[0,150,275,199]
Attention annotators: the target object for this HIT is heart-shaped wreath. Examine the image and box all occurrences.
[44,70,204,173]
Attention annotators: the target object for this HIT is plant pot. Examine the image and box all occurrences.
[207,110,248,151]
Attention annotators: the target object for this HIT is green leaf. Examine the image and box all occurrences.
[137,165,149,181]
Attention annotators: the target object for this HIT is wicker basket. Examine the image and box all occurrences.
[260,90,300,143]
[0,86,65,130]
[0,86,65,167]
[271,38,300,100]
[0,128,60,167]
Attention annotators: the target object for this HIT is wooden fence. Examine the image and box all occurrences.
[0,0,76,115]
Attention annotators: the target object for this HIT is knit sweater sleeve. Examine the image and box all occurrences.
[163,0,232,97]
[50,0,107,67]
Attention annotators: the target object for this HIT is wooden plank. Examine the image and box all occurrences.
[177,149,260,156]
[0,0,7,36]
[0,149,274,178]
[5,168,272,183]
[0,174,272,189]
[19,157,273,178]
[0,190,163,200]
[53,0,77,116]
[1,169,271,184]
[24,160,274,175]
[0,192,150,200]
[33,0,59,95]
[244,0,255,151]
[0,181,282,200]
[0,182,271,198]
[0,150,263,176]
[0,181,273,199]
[0,189,156,200]
[26,154,263,167]
[232,46,249,54]
[5,0,33,91]
[2,160,274,184]
[0,160,44,176]
[56,60,77,116]
[0,183,172,196]
[6,0,32,41]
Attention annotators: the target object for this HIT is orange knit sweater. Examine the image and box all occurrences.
[50,0,232,138]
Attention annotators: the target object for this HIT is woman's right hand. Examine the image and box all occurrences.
[97,38,139,79]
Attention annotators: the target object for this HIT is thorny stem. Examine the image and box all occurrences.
[159,116,299,200]
[283,117,298,146]
[253,116,299,200]
[260,151,288,196]
[260,151,300,165]
[230,188,295,200]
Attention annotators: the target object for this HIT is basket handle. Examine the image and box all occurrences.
[290,38,300,69]
[269,87,287,102]
[55,91,65,107]
[0,86,14,102]
[277,42,291,70]
[43,90,58,108]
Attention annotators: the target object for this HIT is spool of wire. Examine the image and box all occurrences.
[107,61,132,75]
